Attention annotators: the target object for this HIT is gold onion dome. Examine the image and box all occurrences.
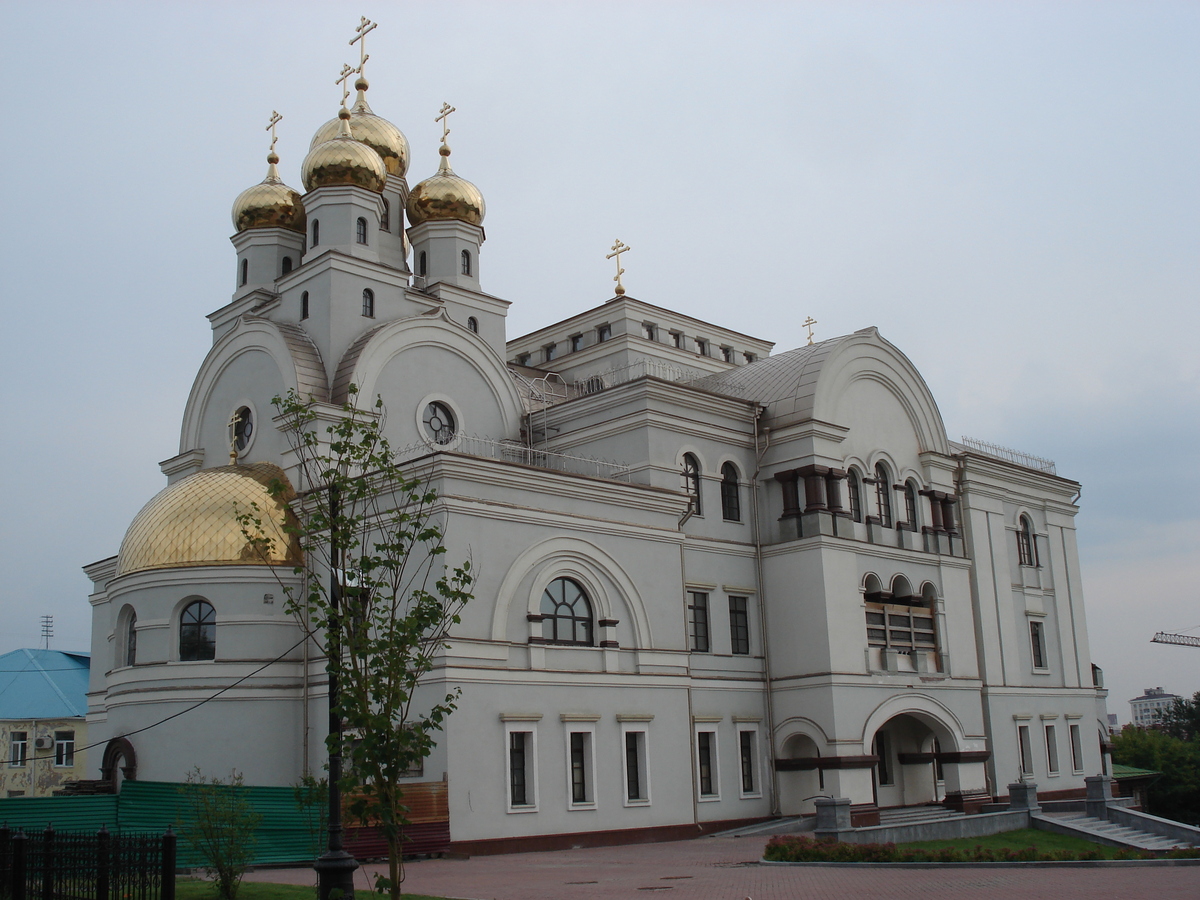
[231,152,307,233]
[406,143,485,227]
[116,463,301,577]
[310,78,410,178]
[301,107,387,193]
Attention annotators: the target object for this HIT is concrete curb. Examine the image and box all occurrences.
[761,856,1200,868]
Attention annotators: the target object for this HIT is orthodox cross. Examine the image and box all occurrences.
[606,239,631,296]
[265,110,283,154]
[803,316,818,345]
[436,102,456,144]
[350,16,377,75]
[336,64,356,108]
[228,410,242,464]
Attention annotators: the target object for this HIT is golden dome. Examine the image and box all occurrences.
[310,79,410,179]
[301,108,387,194]
[406,145,485,227]
[232,154,307,233]
[116,463,301,577]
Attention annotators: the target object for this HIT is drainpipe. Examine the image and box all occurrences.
[751,404,781,816]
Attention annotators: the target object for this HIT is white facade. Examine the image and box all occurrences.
[1130,687,1180,728]
[83,67,1111,850]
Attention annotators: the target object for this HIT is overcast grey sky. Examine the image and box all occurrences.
[1,1,1196,721]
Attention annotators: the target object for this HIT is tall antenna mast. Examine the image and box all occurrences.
[40,615,53,649]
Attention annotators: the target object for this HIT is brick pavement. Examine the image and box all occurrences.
[246,834,1200,899]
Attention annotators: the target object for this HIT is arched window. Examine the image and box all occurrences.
[362,288,375,318]
[281,256,293,275]
[467,316,478,333]
[239,258,248,286]
[311,219,320,247]
[381,197,390,232]
[847,468,863,522]
[232,407,253,453]
[300,291,309,320]
[904,480,919,528]
[921,582,938,608]
[874,463,892,527]
[540,577,593,645]
[682,454,702,516]
[890,575,914,604]
[461,249,471,276]
[1017,515,1037,566]
[179,600,216,661]
[720,462,741,521]
[356,217,368,245]
[418,251,428,277]
[863,573,884,603]
[119,608,137,668]
[422,401,456,445]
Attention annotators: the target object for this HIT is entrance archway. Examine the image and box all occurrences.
[869,713,952,809]
[100,738,137,792]
[777,733,826,816]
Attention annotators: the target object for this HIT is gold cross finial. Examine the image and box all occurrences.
[350,16,377,75]
[265,111,283,155]
[606,239,631,296]
[336,64,356,108]
[803,316,818,345]
[435,102,456,145]
[228,410,242,465]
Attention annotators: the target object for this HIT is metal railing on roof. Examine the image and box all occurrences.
[399,434,631,482]
[958,436,1057,475]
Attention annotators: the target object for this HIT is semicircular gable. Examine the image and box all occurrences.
[180,316,329,454]
[333,313,524,437]
[811,329,950,456]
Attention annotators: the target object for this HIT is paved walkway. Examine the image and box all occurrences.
[245,834,1200,899]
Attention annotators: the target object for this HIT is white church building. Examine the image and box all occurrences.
[84,38,1111,853]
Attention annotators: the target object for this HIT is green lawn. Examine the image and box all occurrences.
[176,881,454,900]
[896,828,1120,858]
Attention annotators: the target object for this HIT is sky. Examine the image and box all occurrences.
[0,1,1197,722]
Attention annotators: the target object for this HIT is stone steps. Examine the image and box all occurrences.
[1050,813,1196,851]
[877,806,966,826]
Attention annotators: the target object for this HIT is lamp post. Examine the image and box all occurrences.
[315,483,358,900]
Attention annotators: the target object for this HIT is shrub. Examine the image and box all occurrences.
[178,768,263,900]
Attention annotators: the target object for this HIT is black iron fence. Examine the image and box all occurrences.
[0,824,175,900]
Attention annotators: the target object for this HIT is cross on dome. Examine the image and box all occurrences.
[336,63,356,109]
[606,239,631,296]
[350,16,377,77]
[266,110,282,156]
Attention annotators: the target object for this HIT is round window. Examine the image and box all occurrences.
[233,407,253,452]
[422,402,456,445]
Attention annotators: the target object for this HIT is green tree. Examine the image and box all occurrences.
[242,387,472,900]
[1159,691,1200,742]
[178,768,263,900]
[1111,725,1200,825]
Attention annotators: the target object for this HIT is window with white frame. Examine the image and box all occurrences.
[737,726,761,797]
[1045,724,1059,775]
[563,719,597,808]
[695,725,720,800]
[1017,724,1033,775]
[1030,620,1048,670]
[9,732,27,767]
[620,721,651,805]
[504,722,538,812]
[1069,723,1084,773]
[54,731,75,768]
[728,596,750,655]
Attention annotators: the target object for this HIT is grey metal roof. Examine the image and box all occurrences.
[0,649,90,720]
[686,334,854,419]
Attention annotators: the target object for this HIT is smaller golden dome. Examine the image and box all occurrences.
[116,463,301,577]
[232,154,307,233]
[301,108,387,194]
[406,144,485,227]
[310,80,410,179]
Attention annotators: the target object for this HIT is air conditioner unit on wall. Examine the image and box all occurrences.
[34,737,53,750]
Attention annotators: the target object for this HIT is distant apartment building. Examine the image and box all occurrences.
[1129,687,1181,728]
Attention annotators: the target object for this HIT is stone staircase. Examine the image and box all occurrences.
[877,805,967,827]
[1037,811,1198,851]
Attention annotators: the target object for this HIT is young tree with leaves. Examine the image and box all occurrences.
[179,768,263,900]
[241,386,472,900]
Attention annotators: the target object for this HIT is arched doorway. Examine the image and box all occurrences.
[777,733,826,816]
[100,738,137,792]
[869,713,952,809]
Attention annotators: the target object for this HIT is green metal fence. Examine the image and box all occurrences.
[0,782,319,868]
